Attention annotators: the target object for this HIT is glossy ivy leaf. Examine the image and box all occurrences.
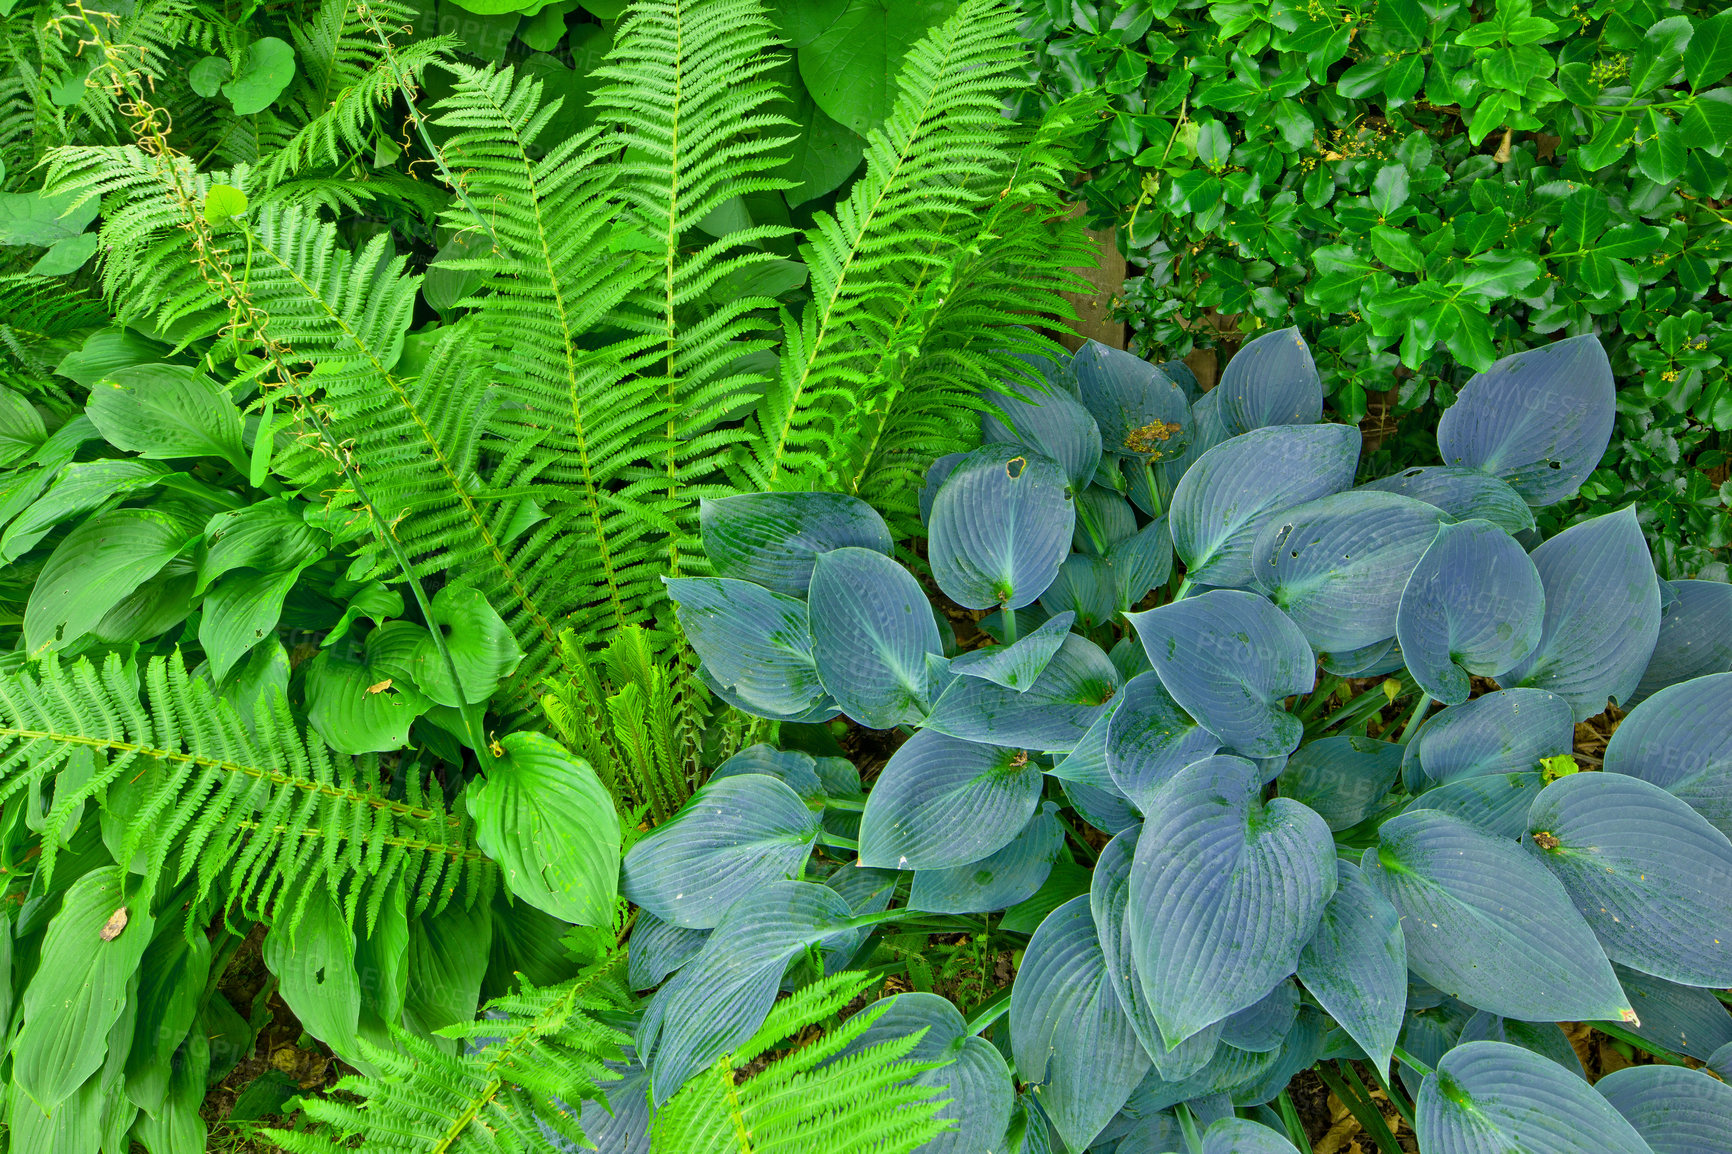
[665,576,825,718]
[24,508,193,656]
[1011,896,1151,1152]
[1250,490,1445,652]
[983,372,1103,489]
[810,546,941,728]
[1277,736,1402,831]
[1169,423,1361,588]
[468,732,619,928]
[949,611,1075,692]
[925,633,1120,752]
[1416,1041,1651,1154]
[1104,671,1220,811]
[1604,672,1732,837]
[1364,809,1633,1023]
[1214,327,1322,436]
[1598,1064,1732,1154]
[1405,687,1575,793]
[1040,553,1116,632]
[304,629,431,754]
[1397,519,1545,704]
[1128,756,1336,1047]
[1501,507,1661,721]
[1360,465,1536,536]
[857,729,1042,871]
[85,364,246,469]
[1610,964,1732,1061]
[1127,590,1315,758]
[1074,341,1194,463]
[627,911,710,991]
[928,445,1075,611]
[1107,517,1173,610]
[1525,772,1732,988]
[699,492,892,597]
[1298,858,1405,1071]
[907,802,1062,914]
[1458,1012,1585,1079]
[1628,581,1732,707]
[621,774,819,928]
[1435,336,1616,507]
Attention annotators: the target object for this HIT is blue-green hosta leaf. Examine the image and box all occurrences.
[1363,810,1633,1022]
[699,492,892,596]
[1397,519,1545,704]
[621,774,819,928]
[1608,965,1732,1060]
[811,863,897,976]
[1168,423,1361,588]
[1525,772,1732,987]
[1628,581,1732,707]
[85,364,246,468]
[1128,756,1336,1047]
[1107,517,1174,611]
[1074,341,1194,463]
[1063,777,1142,835]
[1298,858,1405,1071]
[1199,1118,1303,1154]
[929,445,1075,611]
[1435,336,1616,506]
[1360,465,1536,535]
[919,451,966,527]
[1156,386,1234,498]
[1404,687,1574,792]
[1105,672,1220,811]
[950,611,1075,692]
[1091,826,1183,1068]
[636,881,857,1103]
[1011,896,1151,1151]
[666,576,825,719]
[1250,490,1445,652]
[1396,993,1474,1102]
[304,628,431,754]
[1040,553,1116,632]
[1416,1041,1652,1154]
[467,733,619,928]
[1214,327,1322,436]
[983,373,1103,489]
[907,803,1062,914]
[1075,486,1138,556]
[1598,1065,1732,1154]
[857,730,1042,871]
[706,743,824,801]
[1217,979,1299,1053]
[1320,637,1398,676]
[1410,771,1546,839]
[1604,672,1732,837]
[926,633,1121,752]
[1458,1012,1585,1079]
[23,508,193,656]
[1277,737,1402,831]
[1500,507,1661,721]
[1127,590,1315,758]
[810,546,940,728]
[1048,699,1120,790]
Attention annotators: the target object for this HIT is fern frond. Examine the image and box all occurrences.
[0,652,491,929]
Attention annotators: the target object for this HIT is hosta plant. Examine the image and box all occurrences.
[662,329,1732,1153]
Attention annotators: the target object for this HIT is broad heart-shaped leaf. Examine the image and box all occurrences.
[199,564,309,682]
[665,576,825,719]
[1218,979,1299,1053]
[627,910,710,991]
[1127,590,1315,758]
[706,743,825,801]
[798,0,955,134]
[1321,636,1398,676]
[197,499,323,593]
[23,508,193,656]
[13,867,154,1111]
[950,611,1076,692]
[1416,1041,1652,1154]
[1360,466,1536,536]
[1435,335,1616,507]
[1609,964,1732,1060]
[1105,671,1220,811]
[620,774,818,929]
[261,888,363,1071]
[699,492,892,597]
[1278,737,1402,831]
[401,585,523,708]
[926,633,1121,751]
[1091,826,1181,1068]
[467,732,619,928]
[983,372,1103,489]
[636,881,857,1104]
[1201,1118,1303,1154]
[1250,491,1445,652]
[1628,581,1732,707]
[1458,1012,1585,1079]
[1107,517,1174,611]
[907,802,1062,914]
[304,627,432,754]
[1397,519,1545,704]
[810,546,941,728]
[1214,326,1322,436]
[1040,553,1116,632]
[1128,756,1336,1047]
[928,445,1075,611]
[857,729,1042,870]
[1524,772,1732,987]
[1012,896,1151,1152]
[1500,507,1661,721]
[1363,809,1632,1022]
[222,36,297,115]
[1598,1065,1732,1154]
[1404,687,1574,792]
[1604,672,1732,837]
[1,458,168,563]
[1073,341,1194,463]
[1169,423,1362,588]
[1298,858,1406,1070]
[86,364,246,469]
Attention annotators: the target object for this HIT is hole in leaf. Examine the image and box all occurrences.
[1404,468,1423,477]
[1006,456,1026,479]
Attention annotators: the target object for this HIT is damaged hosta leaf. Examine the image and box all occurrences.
[1250,490,1445,653]
[1627,580,1732,706]
[1104,672,1220,811]
[666,576,825,718]
[1169,423,1361,588]
[857,729,1042,871]
[1435,335,1616,507]
[1213,326,1322,435]
[925,633,1121,751]
[699,492,893,596]
[928,444,1074,611]
[907,803,1063,914]
[1417,1041,1651,1154]
[982,372,1103,489]
[1397,519,1545,705]
[1603,671,1732,837]
[949,611,1075,692]
[1073,340,1194,462]
[1127,590,1315,758]
[1297,859,1406,1071]
[1360,465,1535,536]
[809,547,941,729]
